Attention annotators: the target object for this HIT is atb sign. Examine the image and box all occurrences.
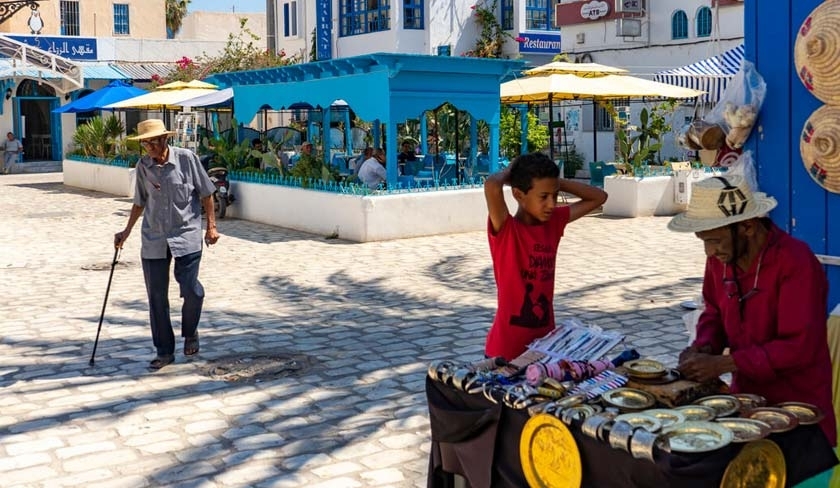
[517,33,562,54]
[580,0,609,20]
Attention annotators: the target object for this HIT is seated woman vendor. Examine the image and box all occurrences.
[669,175,836,445]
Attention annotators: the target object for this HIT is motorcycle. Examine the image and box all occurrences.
[207,166,234,219]
[200,153,235,219]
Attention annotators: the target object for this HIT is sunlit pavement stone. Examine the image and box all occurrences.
[0,173,706,487]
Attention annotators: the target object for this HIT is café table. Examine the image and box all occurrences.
[425,377,837,488]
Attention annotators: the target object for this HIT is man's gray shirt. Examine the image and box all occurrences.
[133,146,215,259]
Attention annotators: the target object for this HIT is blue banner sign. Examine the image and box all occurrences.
[517,32,563,54]
[315,0,332,61]
[9,35,97,60]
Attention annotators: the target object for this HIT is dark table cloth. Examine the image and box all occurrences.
[426,377,837,488]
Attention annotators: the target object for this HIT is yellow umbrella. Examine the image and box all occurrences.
[105,79,219,110]
[523,62,628,77]
[501,73,704,103]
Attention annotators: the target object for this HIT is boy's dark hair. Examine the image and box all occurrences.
[509,152,559,193]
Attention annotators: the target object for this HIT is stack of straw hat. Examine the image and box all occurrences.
[795,0,840,194]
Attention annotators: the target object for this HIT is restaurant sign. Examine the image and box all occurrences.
[315,0,332,60]
[580,0,610,20]
[517,32,563,54]
[8,35,97,60]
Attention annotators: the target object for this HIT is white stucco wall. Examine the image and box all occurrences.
[63,160,136,198]
[226,181,516,242]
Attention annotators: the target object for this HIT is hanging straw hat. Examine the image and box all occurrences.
[794,0,840,104]
[800,105,840,194]
[127,119,175,140]
[668,175,777,233]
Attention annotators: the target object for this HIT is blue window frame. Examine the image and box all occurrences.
[60,1,80,36]
[525,0,558,31]
[403,0,423,29]
[113,4,130,35]
[501,0,513,31]
[339,0,391,37]
[696,6,712,37]
[282,1,298,37]
[671,10,687,39]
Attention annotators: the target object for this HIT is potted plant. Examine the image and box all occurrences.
[64,115,140,196]
[603,101,688,217]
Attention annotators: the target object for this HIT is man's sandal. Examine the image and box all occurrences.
[184,334,200,356]
[149,354,175,370]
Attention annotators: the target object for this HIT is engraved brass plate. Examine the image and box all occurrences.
[520,414,582,488]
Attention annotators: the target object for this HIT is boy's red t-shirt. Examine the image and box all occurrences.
[485,206,571,360]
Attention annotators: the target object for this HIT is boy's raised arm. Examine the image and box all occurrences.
[558,179,608,223]
[484,168,511,233]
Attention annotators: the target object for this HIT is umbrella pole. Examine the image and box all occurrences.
[592,100,598,162]
[548,94,554,163]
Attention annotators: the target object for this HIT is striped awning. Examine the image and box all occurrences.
[654,44,744,104]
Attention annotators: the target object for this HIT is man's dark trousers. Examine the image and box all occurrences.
[141,248,204,356]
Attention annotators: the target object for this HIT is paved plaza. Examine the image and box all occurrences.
[0,173,707,487]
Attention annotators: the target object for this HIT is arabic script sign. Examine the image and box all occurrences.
[315,0,332,61]
[8,35,97,60]
[580,0,609,20]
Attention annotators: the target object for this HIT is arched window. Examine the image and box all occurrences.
[696,6,712,37]
[671,10,688,40]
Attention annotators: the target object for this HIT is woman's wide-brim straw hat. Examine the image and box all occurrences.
[794,0,840,104]
[668,175,777,233]
[800,105,840,194]
[128,119,176,140]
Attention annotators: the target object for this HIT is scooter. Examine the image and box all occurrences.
[207,166,234,219]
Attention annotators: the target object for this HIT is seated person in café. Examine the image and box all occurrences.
[357,148,387,190]
[397,140,417,174]
[351,147,373,178]
[671,175,836,445]
[484,152,607,361]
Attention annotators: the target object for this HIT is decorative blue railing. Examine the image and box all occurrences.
[67,154,138,168]
[227,170,487,195]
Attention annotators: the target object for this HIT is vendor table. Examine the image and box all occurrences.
[426,377,837,488]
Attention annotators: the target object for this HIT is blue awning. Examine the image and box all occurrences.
[654,44,744,104]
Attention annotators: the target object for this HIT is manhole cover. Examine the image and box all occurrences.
[81,261,137,271]
[201,353,315,382]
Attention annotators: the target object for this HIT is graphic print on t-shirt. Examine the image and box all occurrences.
[509,242,556,328]
[510,283,550,328]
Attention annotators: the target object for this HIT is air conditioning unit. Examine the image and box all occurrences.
[576,32,585,44]
[616,18,642,37]
[615,0,643,13]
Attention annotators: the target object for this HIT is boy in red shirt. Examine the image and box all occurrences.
[484,152,607,360]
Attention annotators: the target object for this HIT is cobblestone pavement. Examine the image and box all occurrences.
[0,173,707,487]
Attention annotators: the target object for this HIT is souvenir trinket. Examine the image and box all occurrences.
[674,405,717,422]
[519,414,582,488]
[776,402,825,426]
[644,409,686,429]
[624,359,667,379]
[581,413,613,439]
[743,407,800,433]
[629,428,669,462]
[614,413,663,432]
[693,395,742,418]
[715,418,772,443]
[608,420,636,452]
[661,421,733,453]
[732,393,767,411]
[601,388,657,412]
[720,439,786,488]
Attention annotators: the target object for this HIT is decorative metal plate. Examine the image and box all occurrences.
[661,421,733,453]
[624,359,667,379]
[614,413,663,432]
[644,409,687,429]
[715,418,772,443]
[744,408,800,433]
[720,439,786,488]
[601,388,657,411]
[520,414,582,488]
[694,395,742,418]
[674,405,717,422]
[733,393,767,411]
[630,368,681,385]
[776,402,825,426]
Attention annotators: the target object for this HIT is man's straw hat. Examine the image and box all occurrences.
[800,105,840,194]
[794,0,840,104]
[668,175,777,233]
[128,119,175,141]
